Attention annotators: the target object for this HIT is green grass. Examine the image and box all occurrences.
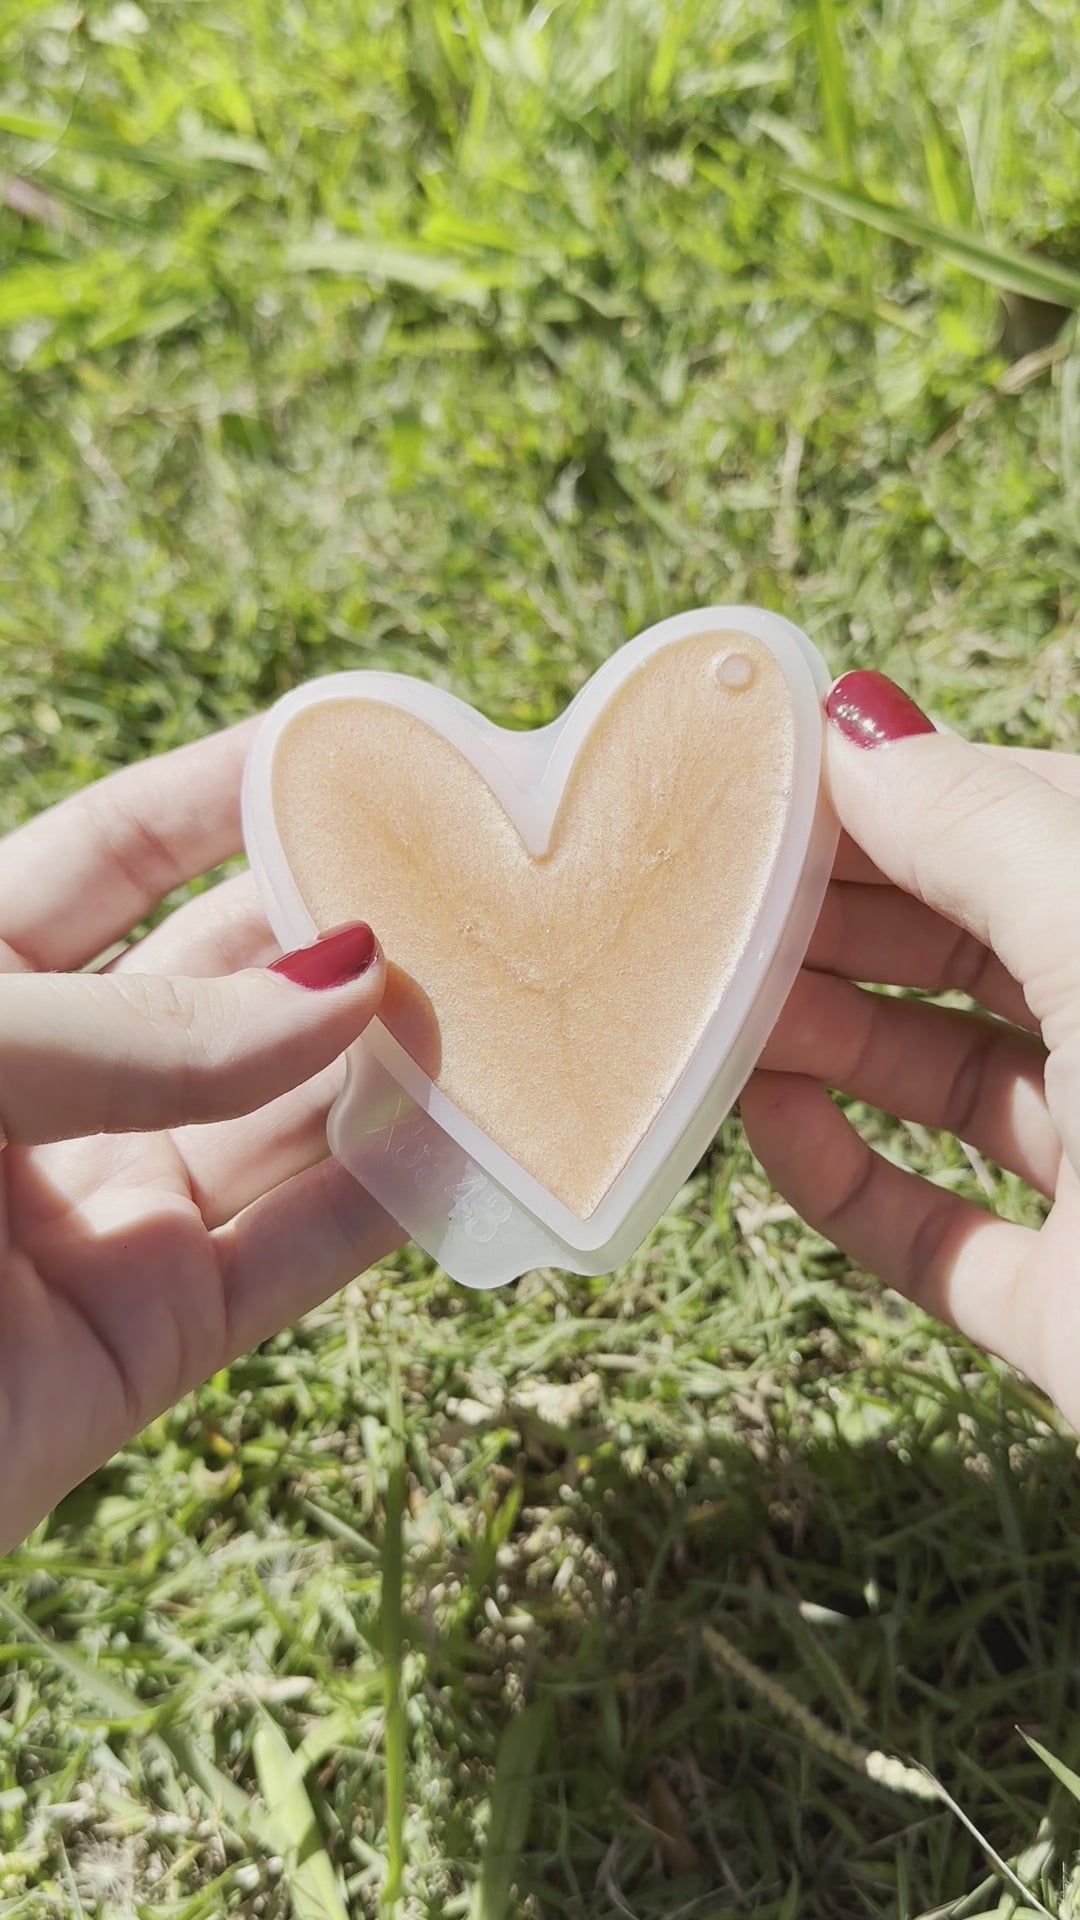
[2,0,1080,1914]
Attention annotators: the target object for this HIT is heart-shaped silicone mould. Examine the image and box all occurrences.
[242,606,837,1287]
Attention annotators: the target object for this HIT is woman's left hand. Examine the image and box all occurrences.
[0,724,403,1553]
[743,719,1080,1423]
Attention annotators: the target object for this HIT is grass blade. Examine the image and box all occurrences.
[380,1355,407,1914]
[807,0,855,182]
[286,238,511,303]
[965,0,1015,223]
[252,1712,350,1920]
[917,1773,1057,1920]
[1019,1731,1080,1807]
[469,1703,551,1920]
[777,165,1080,306]
[898,46,975,231]
[1060,338,1080,501]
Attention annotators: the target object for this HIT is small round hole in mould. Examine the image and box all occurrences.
[713,650,755,691]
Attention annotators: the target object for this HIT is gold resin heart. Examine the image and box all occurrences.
[271,630,794,1218]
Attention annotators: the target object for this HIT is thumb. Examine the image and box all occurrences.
[0,920,385,1146]
[824,671,1080,1044]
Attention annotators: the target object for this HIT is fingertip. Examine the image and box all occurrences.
[819,700,954,893]
[268,920,381,990]
[824,671,936,751]
[179,932,387,1123]
[821,674,941,836]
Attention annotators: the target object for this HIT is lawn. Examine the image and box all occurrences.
[2,0,1080,1914]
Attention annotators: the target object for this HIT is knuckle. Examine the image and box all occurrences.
[939,923,990,999]
[1045,1028,1080,1123]
[121,974,227,1115]
[905,1194,963,1300]
[925,756,1025,838]
[85,783,180,904]
[919,757,1060,901]
[133,972,204,1045]
[911,758,1036,903]
[835,987,881,1092]
[1031,955,1080,1045]
[940,1019,1001,1142]
[817,1131,876,1239]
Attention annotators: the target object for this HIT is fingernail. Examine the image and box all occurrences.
[825,670,936,749]
[269,921,378,989]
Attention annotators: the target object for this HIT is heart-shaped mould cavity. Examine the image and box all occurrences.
[276,632,791,1215]
[243,607,836,1285]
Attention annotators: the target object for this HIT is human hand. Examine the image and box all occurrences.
[0,725,403,1553]
[742,672,1080,1427]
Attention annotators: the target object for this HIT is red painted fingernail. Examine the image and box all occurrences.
[825,670,936,749]
[269,921,378,989]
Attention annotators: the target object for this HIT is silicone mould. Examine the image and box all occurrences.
[242,606,837,1287]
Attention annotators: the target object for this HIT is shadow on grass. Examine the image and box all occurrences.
[20,1292,1080,1920]
[438,1406,1080,1920]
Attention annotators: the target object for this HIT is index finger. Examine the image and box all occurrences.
[830,745,1080,886]
[825,712,1080,1026]
[0,718,260,971]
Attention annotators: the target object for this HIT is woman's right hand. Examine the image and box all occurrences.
[742,672,1080,1427]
